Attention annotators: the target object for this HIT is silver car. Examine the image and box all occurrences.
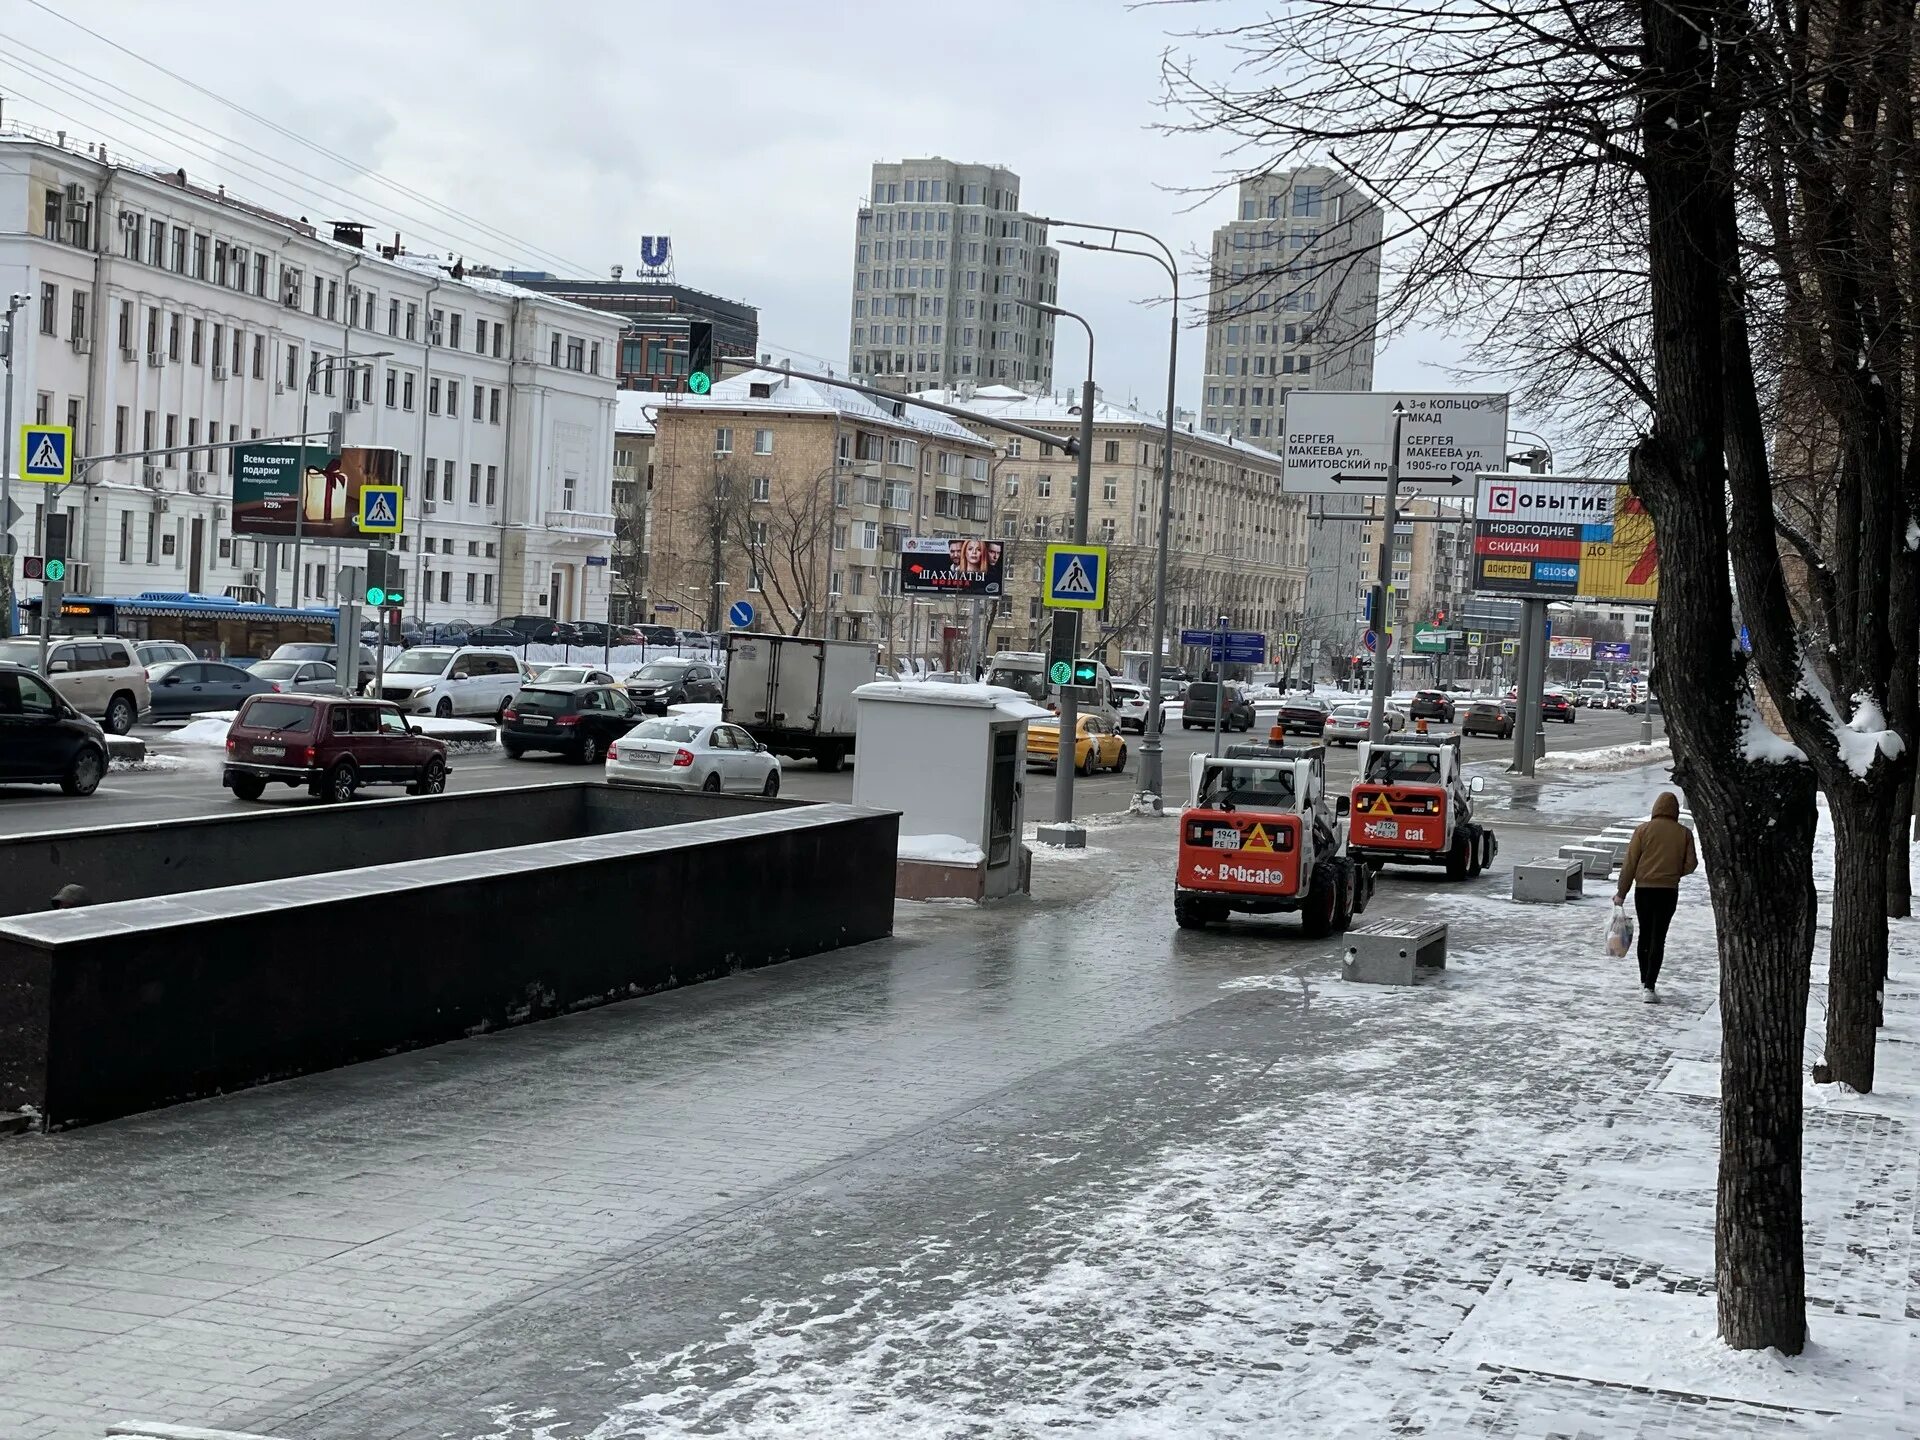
[1324,705,1408,746]
[605,716,782,796]
[247,659,344,694]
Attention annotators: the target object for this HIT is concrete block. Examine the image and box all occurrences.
[1513,857,1585,903]
[109,1426,293,1440]
[1558,844,1613,879]
[104,735,146,763]
[1342,919,1448,986]
[1034,823,1086,849]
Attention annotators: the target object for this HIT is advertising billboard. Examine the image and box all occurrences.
[899,536,1005,597]
[233,444,399,543]
[1547,635,1593,661]
[1471,475,1660,603]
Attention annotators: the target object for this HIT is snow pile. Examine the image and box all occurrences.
[897,833,985,867]
[1739,694,1808,764]
[1538,739,1672,773]
[170,713,237,748]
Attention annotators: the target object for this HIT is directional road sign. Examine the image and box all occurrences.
[1043,542,1107,610]
[728,599,755,628]
[357,484,404,535]
[1281,392,1508,495]
[1179,628,1215,648]
[19,424,73,484]
[1180,628,1265,663]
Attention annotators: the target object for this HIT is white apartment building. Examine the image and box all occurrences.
[0,130,621,626]
[847,158,1059,393]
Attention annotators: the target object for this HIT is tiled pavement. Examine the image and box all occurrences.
[1,765,1913,1438]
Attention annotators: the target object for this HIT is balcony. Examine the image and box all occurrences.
[544,508,616,536]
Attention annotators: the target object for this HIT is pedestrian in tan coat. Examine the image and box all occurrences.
[1614,791,1698,1002]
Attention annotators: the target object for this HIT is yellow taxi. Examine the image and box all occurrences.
[1026,713,1127,775]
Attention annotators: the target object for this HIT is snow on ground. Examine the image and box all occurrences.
[160,711,494,748]
[1538,737,1673,772]
[666,703,723,723]
[168,714,235,748]
[897,833,985,866]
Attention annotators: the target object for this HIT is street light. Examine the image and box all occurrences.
[1034,301,1096,846]
[0,292,31,638]
[1035,217,1180,812]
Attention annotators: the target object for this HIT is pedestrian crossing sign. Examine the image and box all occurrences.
[1043,542,1108,610]
[19,424,73,484]
[357,484,404,535]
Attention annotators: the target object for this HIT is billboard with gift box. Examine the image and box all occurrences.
[232,444,398,543]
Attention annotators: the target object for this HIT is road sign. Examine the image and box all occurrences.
[1281,392,1508,495]
[1282,632,1299,648]
[585,555,609,568]
[1413,623,1447,655]
[1043,542,1107,609]
[19,424,73,484]
[1363,630,1379,653]
[356,484,403,535]
[1179,628,1215,648]
[728,599,755,628]
[688,371,712,395]
[1501,639,1516,654]
[1738,624,1751,653]
[1049,660,1072,685]
[1472,474,1659,603]
[21,555,43,580]
[1180,628,1265,663]
[1467,630,1483,646]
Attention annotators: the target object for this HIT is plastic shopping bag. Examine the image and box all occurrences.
[1606,904,1635,959]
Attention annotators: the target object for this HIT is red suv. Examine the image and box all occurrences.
[223,694,450,803]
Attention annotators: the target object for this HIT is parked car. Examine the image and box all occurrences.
[270,641,376,694]
[532,665,617,687]
[564,622,619,647]
[1461,699,1514,738]
[1277,694,1332,735]
[605,716,782,795]
[1181,681,1256,732]
[1111,681,1152,733]
[133,640,197,670]
[497,615,567,642]
[461,625,522,647]
[1543,690,1577,723]
[368,646,527,719]
[1026,713,1128,774]
[0,636,150,735]
[0,662,109,795]
[146,660,281,719]
[502,683,641,764]
[1409,689,1456,723]
[247,659,342,694]
[632,623,678,646]
[1323,704,1408,745]
[223,694,449,803]
[623,657,725,713]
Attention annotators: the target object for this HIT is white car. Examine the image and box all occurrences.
[367,646,527,719]
[605,716,782,796]
[1111,681,1152,733]
[1324,705,1408,746]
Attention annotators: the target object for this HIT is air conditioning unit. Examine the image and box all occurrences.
[424,500,439,514]
[212,362,228,380]
[120,342,137,361]
[242,570,263,587]
[65,181,89,206]
[118,208,139,232]
[142,466,163,489]
[214,504,229,521]
[70,333,89,354]
[146,349,163,368]
[274,380,286,395]
[186,472,209,495]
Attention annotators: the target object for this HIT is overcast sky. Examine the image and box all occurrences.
[9,0,1478,420]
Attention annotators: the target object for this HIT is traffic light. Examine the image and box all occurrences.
[1071,658,1100,687]
[364,548,405,608]
[686,321,714,394]
[22,555,43,580]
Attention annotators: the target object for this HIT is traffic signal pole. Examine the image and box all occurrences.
[1366,405,1407,743]
[1051,358,1097,833]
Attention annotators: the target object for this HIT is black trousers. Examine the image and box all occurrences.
[1635,886,1679,988]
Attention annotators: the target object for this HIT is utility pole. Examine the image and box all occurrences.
[1510,447,1551,775]
[0,293,28,637]
[1039,304,1095,848]
[1365,405,1407,743]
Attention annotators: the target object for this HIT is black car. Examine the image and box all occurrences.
[502,684,640,763]
[463,625,524,647]
[1409,689,1455,723]
[565,622,617,647]
[147,660,280,718]
[497,615,572,643]
[1181,681,1256,731]
[1278,694,1332,735]
[0,662,109,795]
[633,623,678,646]
[623,658,725,713]
[1461,699,1514,738]
[1543,691,1577,723]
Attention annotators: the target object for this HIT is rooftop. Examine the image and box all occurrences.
[648,370,992,449]
[917,385,1286,465]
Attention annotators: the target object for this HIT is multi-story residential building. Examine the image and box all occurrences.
[847,159,1059,394]
[918,384,1309,661]
[644,370,994,658]
[505,274,758,392]
[1200,165,1385,660]
[611,392,658,623]
[0,128,620,628]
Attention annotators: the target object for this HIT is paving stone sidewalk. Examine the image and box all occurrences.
[0,768,1911,1438]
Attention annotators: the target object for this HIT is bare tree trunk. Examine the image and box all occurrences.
[1824,791,1894,1089]
[1886,567,1917,919]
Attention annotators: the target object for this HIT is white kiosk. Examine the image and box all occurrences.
[852,681,1050,901]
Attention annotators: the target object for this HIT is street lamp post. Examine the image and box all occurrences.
[1038,219,1180,811]
[1036,302,1096,846]
[0,293,29,638]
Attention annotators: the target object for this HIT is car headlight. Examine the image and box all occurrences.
[409,686,435,699]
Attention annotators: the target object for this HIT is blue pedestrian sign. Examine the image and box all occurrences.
[356,484,403,535]
[728,599,755,628]
[19,424,73,484]
[1043,542,1107,610]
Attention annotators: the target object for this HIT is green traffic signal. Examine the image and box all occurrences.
[1071,659,1099,686]
[365,587,386,607]
[688,371,712,395]
[43,558,66,583]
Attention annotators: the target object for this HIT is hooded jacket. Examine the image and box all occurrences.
[1619,793,1698,890]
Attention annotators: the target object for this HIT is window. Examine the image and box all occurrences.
[749,519,768,546]
[1103,440,1120,463]
[440,570,451,603]
[474,318,487,354]
[405,303,417,341]
[473,385,485,421]
[751,476,771,501]
[117,299,132,352]
[253,253,268,296]
[468,464,480,504]
[567,338,584,370]
[446,380,460,413]
[448,313,462,348]
[420,458,432,498]
[38,282,56,335]
[286,344,300,390]
[488,388,500,423]
[171,226,187,272]
[402,373,415,410]
[465,573,477,603]
[714,427,733,455]
[164,414,178,467]
[589,341,600,376]
[388,299,400,335]
[493,324,503,358]
[753,428,773,455]
[551,334,562,366]
[483,574,494,605]
[147,218,164,265]
[114,405,129,452]
[486,465,497,505]
[1037,475,1052,498]
[429,378,441,415]
[190,318,203,365]
[562,474,577,511]
[119,509,132,564]
[1103,476,1118,502]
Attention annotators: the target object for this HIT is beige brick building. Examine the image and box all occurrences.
[919,385,1310,663]
[642,371,994,657]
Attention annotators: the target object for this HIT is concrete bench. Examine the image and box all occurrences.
[1342,919,1448,986]
[1558,843,1613,878]
[1586,832,1635,863]
[1513,856,1585,903]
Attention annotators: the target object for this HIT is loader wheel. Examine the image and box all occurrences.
[1466,824,1485,878]
[1349,857,1372,916]
[1331,857,1356,933]
[1301,861,1340,939]
[1446,826,1473,881]
[1175,895,1212,930]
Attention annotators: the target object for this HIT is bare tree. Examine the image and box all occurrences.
[731,467,834,636]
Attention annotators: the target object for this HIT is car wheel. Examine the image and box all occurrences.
[701,771,722,793]
[1113,742,1127,773]
[104,692,137,735]
[61,746,106,797]
[410,757,447,796]
[504,743,525,760]
[228,774,267,802]
[761,768,781,798]
[577,733,601,765]
[435,697,453,718]
[322,761,358,804]
[1077,746,1096,776]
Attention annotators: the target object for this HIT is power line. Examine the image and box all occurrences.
[23,0,600,277]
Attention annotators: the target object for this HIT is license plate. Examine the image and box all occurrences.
[633,751,661,764]
[1362,818,1400,840]
[1211,828,1241,850]
[254,745,284,757]
[524,716,550,727]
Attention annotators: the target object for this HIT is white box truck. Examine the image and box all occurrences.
[723,633,877,771]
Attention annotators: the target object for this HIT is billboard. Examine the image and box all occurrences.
[1548,635,1593,661]
[1282,391,1509,496]
[899,536,1005,597]
[1471,474,1660,603]
[233,444,399,543]
[1595,640,1632,663]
